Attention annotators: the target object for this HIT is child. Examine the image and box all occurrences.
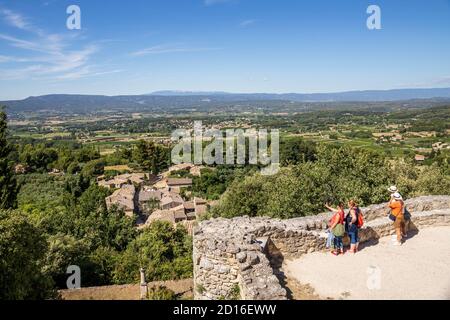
[325,228,335,249]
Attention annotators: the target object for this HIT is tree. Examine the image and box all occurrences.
[18,144,58,172]
[80,158,105,178]
[133,140,169,174]
[0,210,55,299]
[212,144,391,218]
[113,221,192,283]
[0,109,17,209]
[192,166,255,200]
[43,234,90,289]
[210,174,269,218]
[280,137,317,166]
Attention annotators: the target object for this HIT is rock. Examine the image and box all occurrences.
[236,252,247,263]
[247,252,260,265]
[217,265,230,274]
[239,263,252,271]
[199,258,214,270]
[226,245,240,254]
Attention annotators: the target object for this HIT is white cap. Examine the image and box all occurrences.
[388,186,398,193]
[393,192,403,200]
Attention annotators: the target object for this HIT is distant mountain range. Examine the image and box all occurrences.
[2,87,450,113]
[148,90,232,96]
[146,88,450,101]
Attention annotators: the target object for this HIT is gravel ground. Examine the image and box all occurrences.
[284,226,450,300]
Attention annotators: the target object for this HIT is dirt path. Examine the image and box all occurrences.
[284,226,450,300]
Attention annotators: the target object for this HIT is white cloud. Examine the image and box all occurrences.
[0,8,30,30]
[0,8,46,36]
[0,8,117,81]
[131,44,220,56]
[0,54,36,63]
[55,67,123,80]
[0,32,99,79]
[239,19,256,27]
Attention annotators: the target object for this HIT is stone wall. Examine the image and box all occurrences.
[193,196,450,300]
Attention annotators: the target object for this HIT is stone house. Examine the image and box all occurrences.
[98,173,157,189]
[137,189,163,213]
[160,193,184,210]
[105,184,136,217]
[166,178,192,189]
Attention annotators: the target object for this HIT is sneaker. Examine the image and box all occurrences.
[393,241,402,246]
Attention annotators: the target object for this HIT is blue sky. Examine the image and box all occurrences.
[0,0,449,100]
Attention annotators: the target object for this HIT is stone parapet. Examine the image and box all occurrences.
[193,196,450,300]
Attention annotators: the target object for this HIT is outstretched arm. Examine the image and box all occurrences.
[325,203,338,212]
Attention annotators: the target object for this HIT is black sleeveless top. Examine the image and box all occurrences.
[346,207,359,232]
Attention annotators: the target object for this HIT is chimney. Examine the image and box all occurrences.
[139,268,148,300]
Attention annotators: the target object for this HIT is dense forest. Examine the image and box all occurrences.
[0,110,190,300]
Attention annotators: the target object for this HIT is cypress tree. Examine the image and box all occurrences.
[0,108,17,209]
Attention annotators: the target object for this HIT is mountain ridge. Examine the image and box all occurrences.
[2,87,450,113]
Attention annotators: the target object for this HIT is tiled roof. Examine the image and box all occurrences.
[166,178,192,186]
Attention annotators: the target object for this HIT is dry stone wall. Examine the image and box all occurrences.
[193,196,450,300]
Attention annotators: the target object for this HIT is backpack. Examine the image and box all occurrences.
[332,223,345,237]
[332,210,345,237]
[355,207,364,228]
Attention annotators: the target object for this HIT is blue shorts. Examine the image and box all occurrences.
[333,236,343,250]
[347,225,359,244]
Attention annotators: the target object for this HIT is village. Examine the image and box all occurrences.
[97,163,209,235]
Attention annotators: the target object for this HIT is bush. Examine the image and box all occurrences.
[147,285,177,300]
[390,160,450,197]
[0,210,55,299]
[112,221,193,284]
[212,144,391,218]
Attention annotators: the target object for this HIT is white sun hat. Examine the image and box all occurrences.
[393,192,403,200]
[388,185,398,193]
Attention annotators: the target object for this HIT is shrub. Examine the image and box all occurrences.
[147,285,177,300]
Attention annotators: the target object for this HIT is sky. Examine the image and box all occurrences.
[0,0,449,100]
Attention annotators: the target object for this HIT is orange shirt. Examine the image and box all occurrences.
[331,210,345,225]
[389,200,404,218]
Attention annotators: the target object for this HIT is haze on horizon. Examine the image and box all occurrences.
[0,0,449,100]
